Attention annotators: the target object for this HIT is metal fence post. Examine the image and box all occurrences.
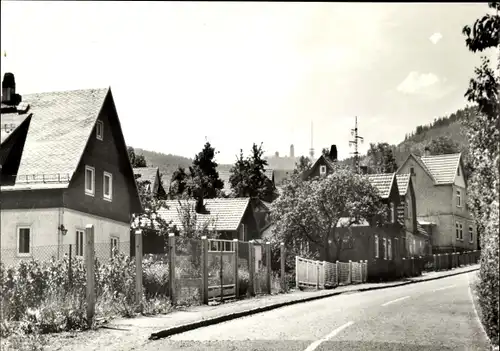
[248,240,255,296]
[316,263,320,290]
[85,224,95,328]
[233,239,239,299]
[280,242,286,292]
[135,230,143,306]
[266,242,271,295]
[295,256,299,290]
[168,233,176,306]
[201,236,208,304]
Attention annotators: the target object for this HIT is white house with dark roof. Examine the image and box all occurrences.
[0,72,142,265]
[397,152,476,253]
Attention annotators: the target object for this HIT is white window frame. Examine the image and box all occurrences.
[110,236,119,257]
[456,189,462,207]
[17,226,32,257]
[85,165,95,196]
[456,221,463,240]
[469,226,474,244]
[103,171,113,201]
[383,238,387,260]
[319,165,327,175]
[388,239,392,260]
[96,120,103,141]
[459,223,463,240]
[76,229,84,257]
[374,235,379,258]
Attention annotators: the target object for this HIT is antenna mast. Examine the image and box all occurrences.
[349,116,364,173]
[309,121,315,160]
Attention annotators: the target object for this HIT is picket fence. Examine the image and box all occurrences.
[295,256,368,289]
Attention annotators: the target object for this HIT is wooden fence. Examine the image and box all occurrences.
[295,256,368,290]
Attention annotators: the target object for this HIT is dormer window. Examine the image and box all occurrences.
[319,165,327,176]
[96,120,103,140]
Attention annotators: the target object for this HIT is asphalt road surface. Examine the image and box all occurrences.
[141,272,490,351]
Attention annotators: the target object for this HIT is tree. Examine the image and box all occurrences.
[269,163,388,262]
[426,136,461,155]
[191,142,224,199]
[321,148,330,157]
[131,174,172,248]
[294,156,312,175]
[366,143,398,173]
[169,166,189,198]
[462,2,499,345]
[229,143,275,201]
[128,146,147,168]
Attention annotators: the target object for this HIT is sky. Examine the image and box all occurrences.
[1,2,497,164]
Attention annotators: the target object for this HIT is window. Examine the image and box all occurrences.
[410,167,415,176]
[96,120,103,140]
[85,166,95,196]
[239,224,245,241]
[407,198,412,219]
[319,165,327,175]
[456,221,463,240]
[390,202,395,223]
[76,230,84,256]
[110,236,119,257]
[456,190,462,207]
[17,227,31,256]
[383,238,387,260]
[457,167,460,176]
[388,239,392,260]
[469,226,474,243]
[103,172,113,201]
[374,235,379,258]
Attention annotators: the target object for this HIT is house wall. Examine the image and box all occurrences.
[398,159,453,216]
[0,207,129,266]
[0,189,64,209]
[63,97,134,223]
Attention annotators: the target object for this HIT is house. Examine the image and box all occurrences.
[302,145,338,180]
[395,173,431,256]
[0,72,142,266]
[133,166,167,198]
[396,152,477,254]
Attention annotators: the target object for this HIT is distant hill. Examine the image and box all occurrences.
[339,105,477,170]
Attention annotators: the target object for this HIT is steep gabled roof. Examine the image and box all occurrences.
[303,154,335,179]
[420,153,462,185]
[396,173,411,196]
[157,198,251,231]
[397,153,436,183]
[133,167,160,191]
[367,173,396,199]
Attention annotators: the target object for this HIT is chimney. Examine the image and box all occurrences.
[424,146,431,157]
[290,144,295,158]
[329,145,338,162]
[2,73,21,106]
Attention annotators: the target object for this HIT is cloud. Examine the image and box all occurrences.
[429,32,443,44]
[397,71,440,94]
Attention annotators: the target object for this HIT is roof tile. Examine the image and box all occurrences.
[419,153,461,184]
[158,198,250,231]
[396,173,411,196]
[367,173,395,199]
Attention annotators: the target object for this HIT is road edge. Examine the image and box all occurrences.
[148,266,479,341]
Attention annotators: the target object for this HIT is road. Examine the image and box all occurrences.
[141,272,490,351]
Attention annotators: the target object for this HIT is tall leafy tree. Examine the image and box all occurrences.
[191,142,224,199]
[462,2,499,345]
[294,156,312,175]
[229,143,275,201]
[366,143,398,173]
[169,166,189,198]
[425,136,462,155]
[270,163,387,262]
[127,146,147,168]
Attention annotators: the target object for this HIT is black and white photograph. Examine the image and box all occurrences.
[0,2,498,350]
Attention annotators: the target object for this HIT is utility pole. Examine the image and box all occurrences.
[349,116,364,174]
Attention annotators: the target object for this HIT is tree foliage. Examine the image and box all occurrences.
[294,156,312,175]
[168,142,224,201]
[127,146,147,168]
[366,143,398,173]
[426,136,461,155]
[462,2,499,345]
[269,163,388,262]
[229,143,275,201]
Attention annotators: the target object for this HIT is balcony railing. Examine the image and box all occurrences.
[1,173,72,185]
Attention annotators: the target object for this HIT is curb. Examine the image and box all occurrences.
[148,267,480,340]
